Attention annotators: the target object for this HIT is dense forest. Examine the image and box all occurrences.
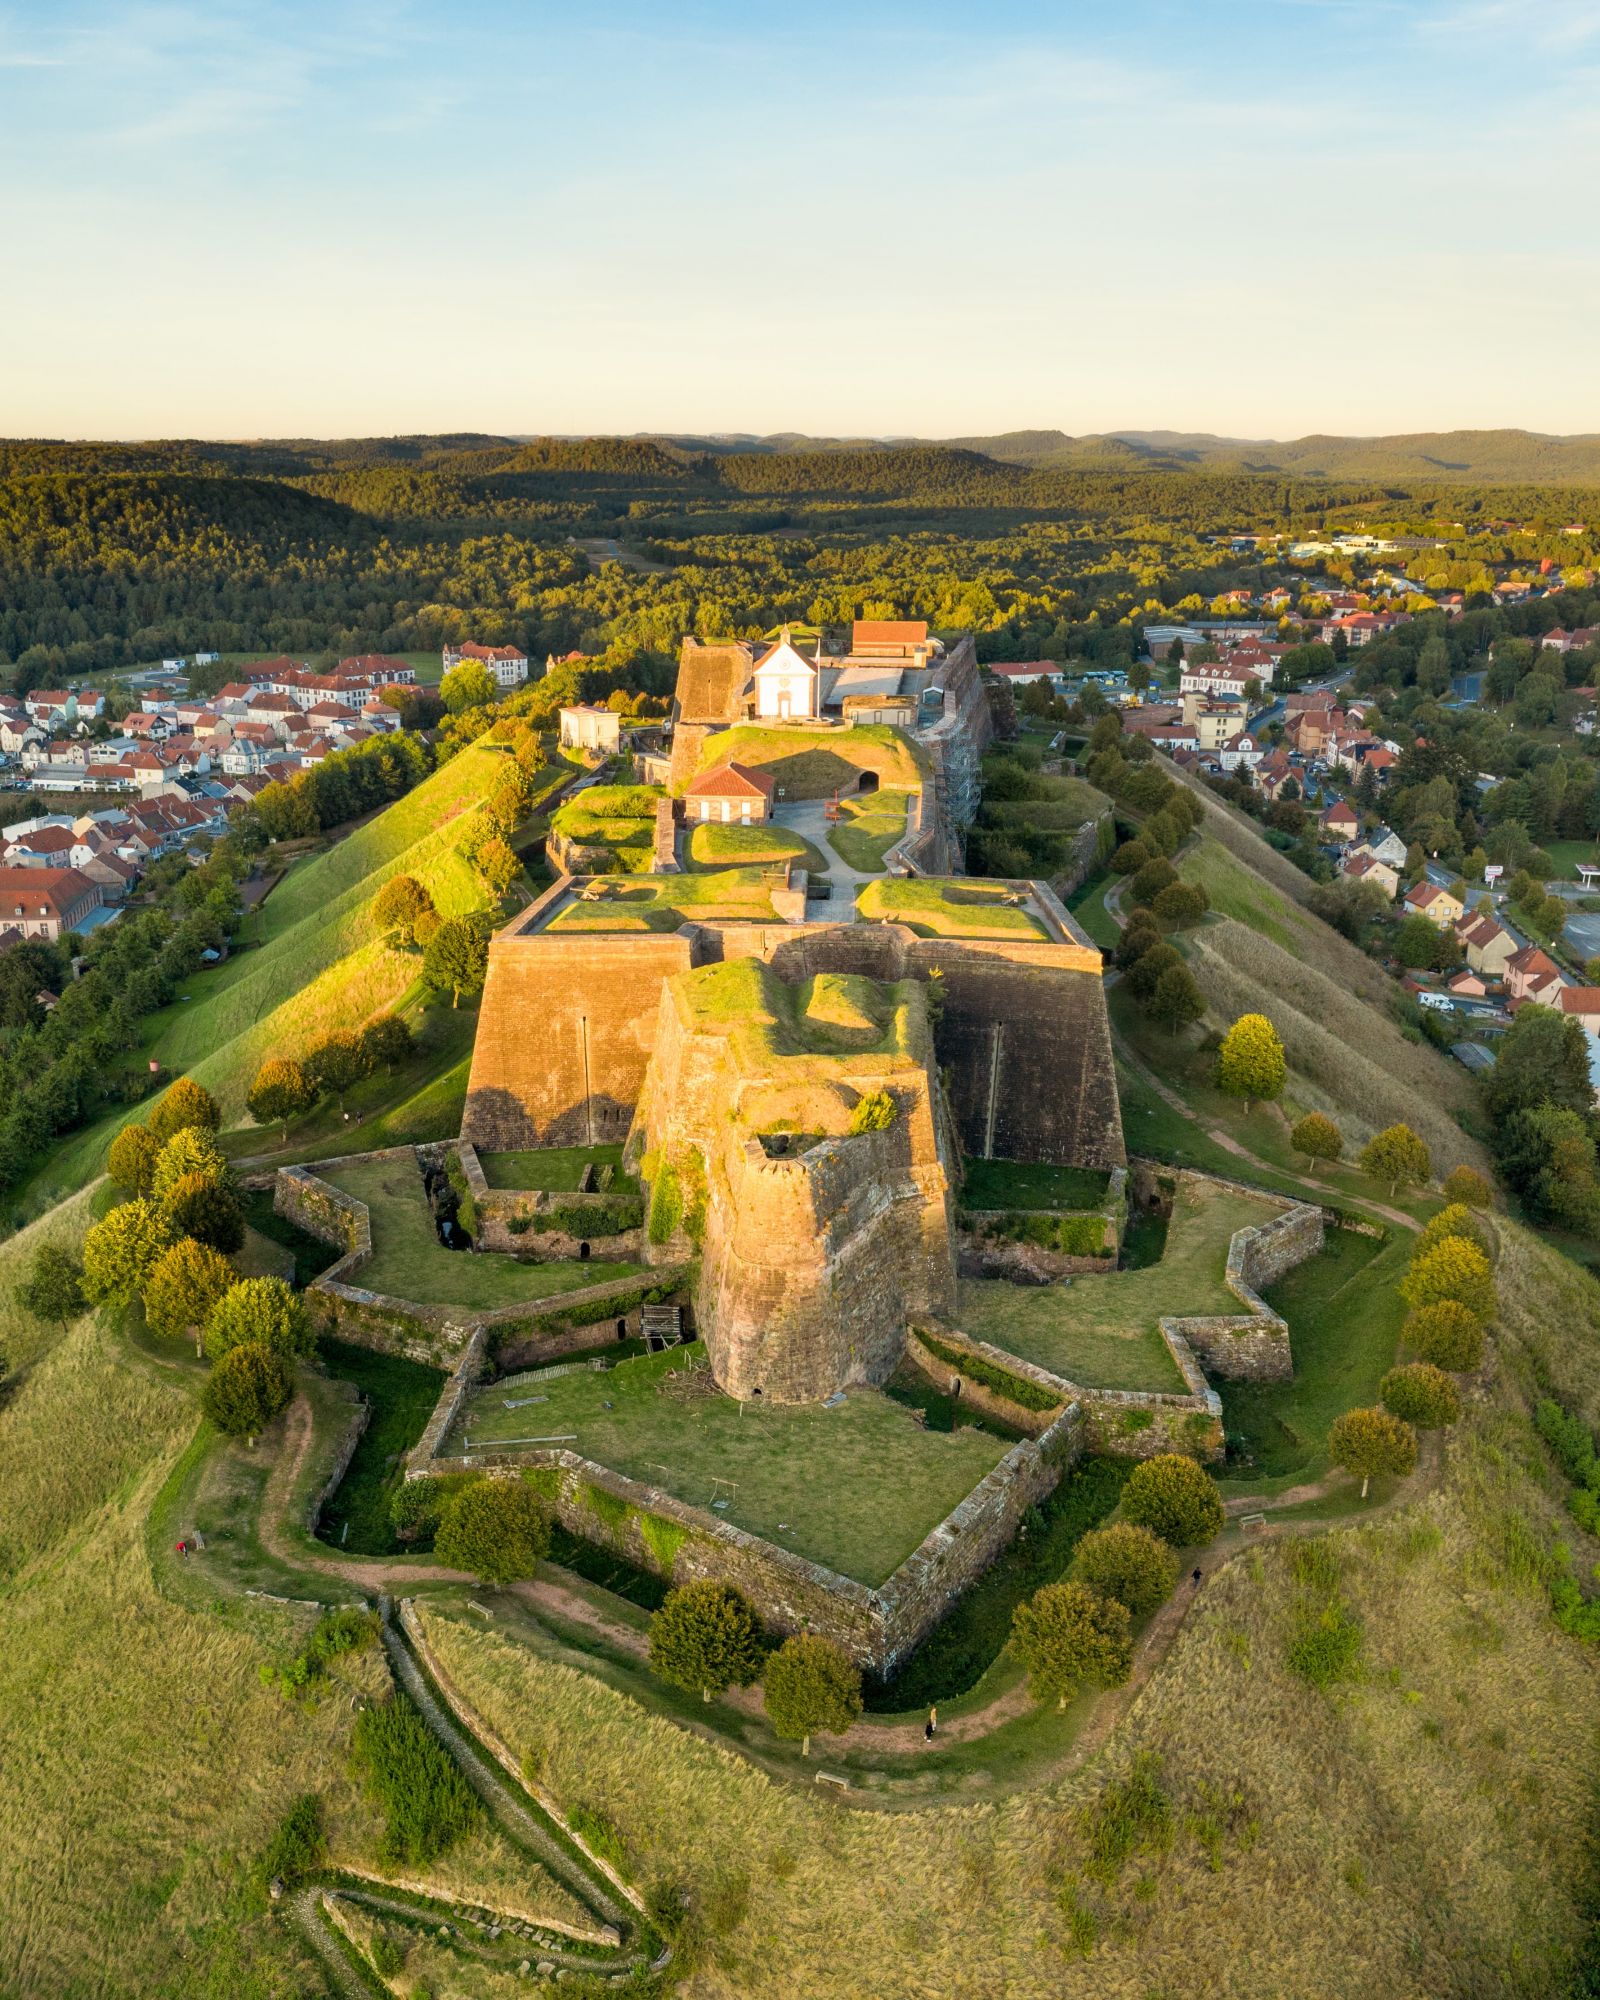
[2,434,1599,689]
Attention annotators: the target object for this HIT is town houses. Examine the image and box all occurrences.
[442,639,530,688]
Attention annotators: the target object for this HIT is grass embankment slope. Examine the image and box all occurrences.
[19,744,514,1207]
[1170,826,1489,1177]
[689,723,925,799]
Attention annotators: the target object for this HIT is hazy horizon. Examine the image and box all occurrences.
[4,0,1599,439]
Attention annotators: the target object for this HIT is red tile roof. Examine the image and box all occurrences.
[685,760,776,801]
[851,620,928,647]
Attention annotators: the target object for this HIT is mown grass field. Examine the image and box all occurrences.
[320,1156,638,1307]
[546,870,779,931]
[455,1342,1008,1585]
[475,1143,627,1191]
[957,1178,1275,1391]
[8,744,516,1221]
[826,789,911,871]
[686,820,828,872]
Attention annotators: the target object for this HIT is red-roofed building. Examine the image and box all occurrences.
[1556,987,1600,1030]
[684,761,776,825]
[442,640,529,688]
[851,620,929,655]
[337,654,417,686]
[1320,800,1360,845]
[0,865,102,939]
[1506,945,1565,1005]
[1403,880,1465,925]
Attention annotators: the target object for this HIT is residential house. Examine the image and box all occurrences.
[1505,945,1565,1006]
[684,761,775,825]
[1448,970,1490,999]
[0,865,103,940]
[1254,748,1298,801]
[1342,851,1400,899]
[1217,730,1264,773]
[1455,914,1518,980]
[1358,825,1408,870]
[1320,800,1360,846]
[1556,988,1600,1033]
[1403,880,1466,926]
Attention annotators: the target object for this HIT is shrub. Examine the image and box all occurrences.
[848,1089,896,1134]
[762,1633,863,1755]
[1119,1452,1225,1546]
[1080,1752,1172,1883]
[1290,1111,1342,1166]
[352,1697,480,1866]
[1401,1238,1496,1322]
[262,1793,325,1884]
[106,1122,160,1195]
[648,1580,764,1701]
[204,1276,314,1362]
[1416,1202,1492,1263]
[147,1077,221,1144]
[1379,1361,1460,1429]
[434,1477,552,1586]
[203,1340,293,1442]
[1441,1165,1493,1209]
[1069,1522,1178,1615]
[1404,1300,1485,1371]
[1010,1580,1133,1708]
[1215,1013,1286,1110]
[1328,1405,1418,1497]
[1286,1597,1364,1687]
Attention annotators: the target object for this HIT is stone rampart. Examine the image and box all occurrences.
[410,1398,1082,1675]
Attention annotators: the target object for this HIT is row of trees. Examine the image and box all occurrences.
[245,1013,414,1138]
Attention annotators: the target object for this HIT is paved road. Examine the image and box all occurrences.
[773,798,872,916]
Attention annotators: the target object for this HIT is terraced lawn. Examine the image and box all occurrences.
[956,1178,1284,1391]
[857,877,1046,938]
[319,1157,638,1307]
[545,871,779,931]
[453,1342,1009,1585]
[827,790,911,872]
[685,821,828,872]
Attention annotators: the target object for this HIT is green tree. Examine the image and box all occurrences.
[304,1028,370,1111]
[433,1477,552,1586]
[370,873,434,946]
[1379,1362,1460,1429]
[848,1088,896,1133]
[1123,939,1183,1003]
[147,1077,221,1144]
[150,1125,229,1204]
[82,1198,174,1306]
[1119,1452,1225,1546]
[476,835,521,902]
[1441,1165,1493,1209]
[1358,1123,1431,1196]
[162,1171,246,1253]
[17,1242,85,1331]
[1328,1405,1418,1498]
[423,917,490,1008]
[247,1057,316,1140]
[648,1580,764,1702]
[1483,1003,1594,1123]
[204,1276,314,1363]
[144,1237,236,1354]
[1415,1202,1491,1262]
[1150,962,1206,1034]
[1404,1300,1485,1371]
[1151,881,1209,928]
[361,1014,414,1072]
[1069,1522,1178,1616]
[441,660,497,714]
[761,1633,863,1756]
[1290,1111,1342,1168]
[106,1122,160,1196]
[1010,1580,1133,1708]
[1129,858,1178,905]
[1401,1237,1496,1321]
[203,1340,293,1445]
[1215,1013,1286,1112]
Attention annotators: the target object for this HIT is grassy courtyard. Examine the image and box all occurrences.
[690,723,924,800]
[956,1178,1283,1391]
[827,790,911,871]
[856,877,1047,938]
[452,1342,1010,1586]
[545,871,779,931]
[685,820,828,872]
[474,1143,627,1191]
[319,1157,638,1307]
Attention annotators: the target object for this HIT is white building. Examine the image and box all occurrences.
[750,631,822,721]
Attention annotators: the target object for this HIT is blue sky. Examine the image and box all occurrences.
[2,0,1597,439]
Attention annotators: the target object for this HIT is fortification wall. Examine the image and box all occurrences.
[462,930,695,1149]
